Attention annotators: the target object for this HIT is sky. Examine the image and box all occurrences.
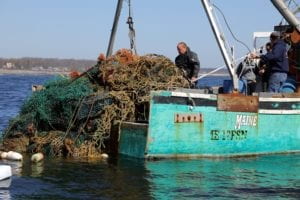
[0,0,284,68]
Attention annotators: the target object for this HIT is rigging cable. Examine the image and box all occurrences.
[126,0,137,54]
[292,0,299,9]
[212,4,233,57]
[213,4,252,53]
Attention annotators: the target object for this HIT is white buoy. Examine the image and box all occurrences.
[6,151,23,161]
[0,165,12,181]
[101,153,109,159]
[31,153,44,163]
[0,152,8,159]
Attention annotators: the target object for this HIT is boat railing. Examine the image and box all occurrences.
[194,55,247,82]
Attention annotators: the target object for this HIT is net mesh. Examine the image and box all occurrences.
[2,49,190,158]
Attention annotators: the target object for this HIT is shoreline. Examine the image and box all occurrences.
[0,69,70,75]
[0,69,229,77]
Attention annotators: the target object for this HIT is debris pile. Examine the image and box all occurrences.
[2,49,190,158]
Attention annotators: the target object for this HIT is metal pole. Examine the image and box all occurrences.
[201,0,239,91]
[194,55,246,82]
[106,0,124,57]
[271,0,300,32]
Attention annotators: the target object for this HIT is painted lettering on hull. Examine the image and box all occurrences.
[210,130,247,141]
[235,115,257,129]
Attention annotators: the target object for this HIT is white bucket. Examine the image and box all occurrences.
[0,165,12,181]
[0,178,11,188]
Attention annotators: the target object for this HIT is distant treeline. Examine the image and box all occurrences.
[0,57,229,74]
[0,57,97,71]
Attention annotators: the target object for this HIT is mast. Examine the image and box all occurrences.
[106,0,124,57]
[271,0,300,32]
[201,0,239,91]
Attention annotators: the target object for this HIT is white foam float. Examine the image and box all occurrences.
[0,152,8,159]
[0,165,12,181]
[101,153,109,159]
[31,153,44,163]
[6,151,23,161]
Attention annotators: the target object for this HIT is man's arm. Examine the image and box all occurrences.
[175,55,183,69]
[190,53,200,78]
[261,45,284,62]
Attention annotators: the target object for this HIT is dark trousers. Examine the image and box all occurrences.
[247,81,256,95]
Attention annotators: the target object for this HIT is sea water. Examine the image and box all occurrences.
[0,74,299,199]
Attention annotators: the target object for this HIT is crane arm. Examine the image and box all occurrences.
[271,0,300,32]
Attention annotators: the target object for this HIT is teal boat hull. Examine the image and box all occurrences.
[119,90,300,159]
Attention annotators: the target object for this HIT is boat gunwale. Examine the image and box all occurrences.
[145,151,300,160]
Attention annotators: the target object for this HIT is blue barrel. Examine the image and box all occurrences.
[280,77,296,93]
[223,79,246,94]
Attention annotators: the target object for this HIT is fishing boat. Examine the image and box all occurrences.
[112,0,300,158]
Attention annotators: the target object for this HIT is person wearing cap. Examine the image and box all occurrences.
[251,31,289,93]
[175,42,200,85]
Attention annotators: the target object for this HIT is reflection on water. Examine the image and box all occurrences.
[30,162,44,178]
[0,189,10,200]
[144,155,300,199]
[0,155,298,199]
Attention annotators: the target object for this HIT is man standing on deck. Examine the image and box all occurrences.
[259,42,272,92]
[251,32,289,93]
[175,42,200,86]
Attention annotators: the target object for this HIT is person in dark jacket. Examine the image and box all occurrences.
[259,42,272,92]
[252,32,289,93]
[175,42,200,83]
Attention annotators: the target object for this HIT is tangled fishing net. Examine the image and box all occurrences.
[2,49,190,158]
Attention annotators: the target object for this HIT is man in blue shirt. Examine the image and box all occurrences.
[252,32,289,92]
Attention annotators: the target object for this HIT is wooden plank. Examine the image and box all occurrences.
[217,94,258,113]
